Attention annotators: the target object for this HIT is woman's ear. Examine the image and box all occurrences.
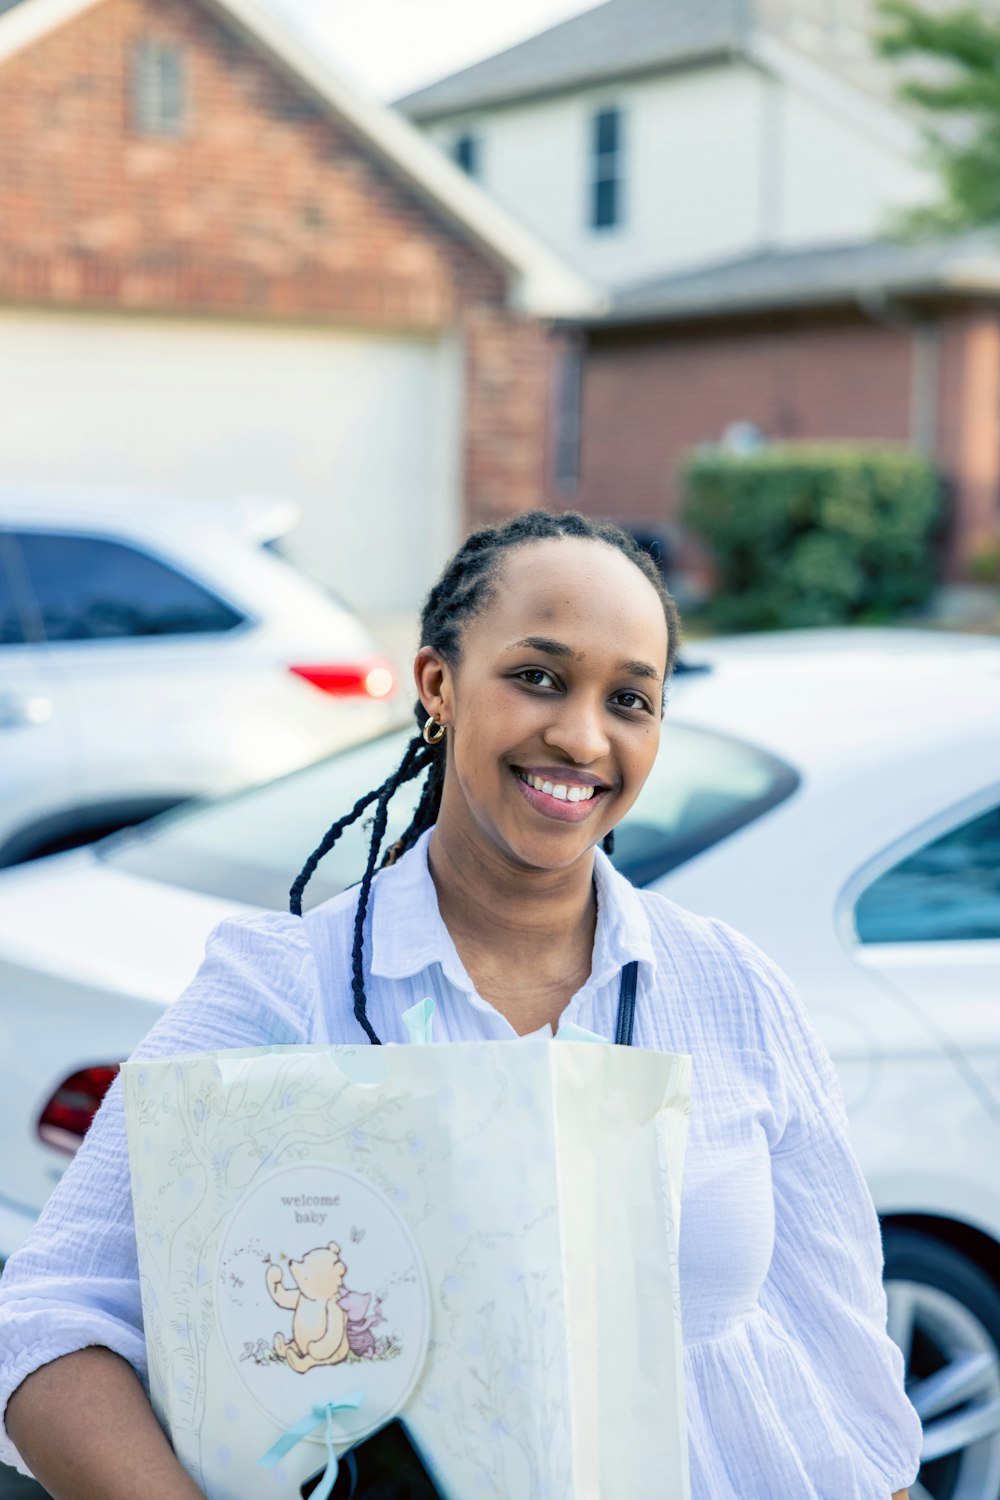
[414,646,451,726]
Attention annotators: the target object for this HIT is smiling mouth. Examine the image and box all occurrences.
[511,767,611,823]
[515,770,600,802]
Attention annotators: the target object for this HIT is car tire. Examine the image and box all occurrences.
[882,1225,1000,1500]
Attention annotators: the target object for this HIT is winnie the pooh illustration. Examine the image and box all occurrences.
[266,1243,351,1373]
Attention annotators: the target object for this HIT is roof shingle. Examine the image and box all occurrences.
[598,231,1000,324]
[398,0,750,119]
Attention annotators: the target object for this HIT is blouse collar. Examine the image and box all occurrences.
[369,827,656,995]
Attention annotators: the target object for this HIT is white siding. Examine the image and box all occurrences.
[422,58,932,288]
[776,83,929,246]
[428,63,769,287]
[0,311,462,612]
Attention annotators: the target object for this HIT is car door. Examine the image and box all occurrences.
[12,526,249,813]
[0,531,82,865]
[848,789,1000,1113]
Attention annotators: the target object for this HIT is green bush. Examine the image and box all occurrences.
[682,443,942,632]
[968,537,1000,585]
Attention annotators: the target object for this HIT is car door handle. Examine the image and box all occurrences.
[0,693,53,728]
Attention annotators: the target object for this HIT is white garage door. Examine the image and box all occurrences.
[0,310,462,612]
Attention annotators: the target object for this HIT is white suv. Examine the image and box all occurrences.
[0,488,400,867]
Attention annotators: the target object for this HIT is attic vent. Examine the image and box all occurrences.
[131,39,187,137]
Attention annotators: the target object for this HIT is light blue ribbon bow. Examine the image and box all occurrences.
[257,1393,364,1500]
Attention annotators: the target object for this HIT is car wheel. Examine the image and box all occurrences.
[883,1227,1000,1500]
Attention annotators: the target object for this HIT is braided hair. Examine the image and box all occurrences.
[289,510,681,1042]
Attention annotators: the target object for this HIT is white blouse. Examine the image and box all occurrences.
[0,831,922,1497]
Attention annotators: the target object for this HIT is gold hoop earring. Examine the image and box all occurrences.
[422,717,446,745]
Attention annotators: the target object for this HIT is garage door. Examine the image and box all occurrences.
[0,310,462,612]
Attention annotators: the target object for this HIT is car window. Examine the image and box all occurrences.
[14,530,244,641]
[855,803,1000,943]
[100,722,797,908]
[0,538,25,646]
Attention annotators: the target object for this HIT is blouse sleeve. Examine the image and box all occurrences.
[715,921,923,1497]
[0,910,318,1476]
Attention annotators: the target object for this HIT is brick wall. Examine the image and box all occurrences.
[935,306,1000,568]
[463,308,562,529]
[574,313,913,532]
[574,307,998,575]
[0,0,557,526]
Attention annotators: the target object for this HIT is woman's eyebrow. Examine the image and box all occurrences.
[509,636,575,658]
[509,637,661,681]
[621,659,662,682]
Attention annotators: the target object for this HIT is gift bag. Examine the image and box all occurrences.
[123,1034,691,1500]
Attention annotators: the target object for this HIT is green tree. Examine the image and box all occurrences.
[876,0,1000,234]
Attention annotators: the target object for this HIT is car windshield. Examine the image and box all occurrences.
[99,722,797,907]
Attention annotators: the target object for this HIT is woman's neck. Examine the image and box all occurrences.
[426,820,598,1034]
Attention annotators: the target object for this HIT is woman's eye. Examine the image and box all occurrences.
[518,668,557,689]
[614,691,650,712]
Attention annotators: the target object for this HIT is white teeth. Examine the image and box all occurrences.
[520,772,597,802]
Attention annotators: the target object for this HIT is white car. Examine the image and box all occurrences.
[0,488,400,868]
[0,629,998,1500]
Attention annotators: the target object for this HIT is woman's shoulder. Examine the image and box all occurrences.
[201,904,314,970]
[203,883,365,994]
[631,884,804,1055]
[631,882,768,976]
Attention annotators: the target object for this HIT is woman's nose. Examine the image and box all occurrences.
[541,699,611,764]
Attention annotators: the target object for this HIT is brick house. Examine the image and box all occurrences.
[0,0,598,611]
[400,0,1000,578]
[567,237,1000,577]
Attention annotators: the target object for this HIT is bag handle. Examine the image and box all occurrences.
[614,960,639,1047]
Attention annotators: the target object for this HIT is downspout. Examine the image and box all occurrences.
[854,288,939,456]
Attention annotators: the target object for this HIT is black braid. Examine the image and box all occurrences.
[288,780,383,918]
[350,782,393,1044]
[288,731,433,917]
[289,509,681,1041]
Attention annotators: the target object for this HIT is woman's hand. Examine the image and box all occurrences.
[7,1346,204,1500]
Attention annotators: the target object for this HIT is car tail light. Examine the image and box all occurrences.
[289,659,396,700]
[37,1065,120,1154]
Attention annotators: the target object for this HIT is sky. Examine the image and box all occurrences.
[264,0,603,101]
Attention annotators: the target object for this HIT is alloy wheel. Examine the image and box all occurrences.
[884,1230,1000,1500]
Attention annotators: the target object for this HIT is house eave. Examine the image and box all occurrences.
[586,276,1000,332]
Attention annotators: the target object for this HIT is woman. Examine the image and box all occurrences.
[0,511,919,1498]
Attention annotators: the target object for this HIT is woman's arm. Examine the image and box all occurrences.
[892,1490,909,1499]
[6,1348,203,1500]
[717,922,924,1498]
[0,912,318,1482]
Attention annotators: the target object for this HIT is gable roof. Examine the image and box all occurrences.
[396,0,916,155]
[400,0,750,120]
[0,0,604,318]
[596,231,1000,326]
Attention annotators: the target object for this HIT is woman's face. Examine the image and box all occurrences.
[421,537,669,874]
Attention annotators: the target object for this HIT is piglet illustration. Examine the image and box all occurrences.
[338,1289,385,1358]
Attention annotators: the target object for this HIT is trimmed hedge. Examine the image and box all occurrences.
[682,443,942,631]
